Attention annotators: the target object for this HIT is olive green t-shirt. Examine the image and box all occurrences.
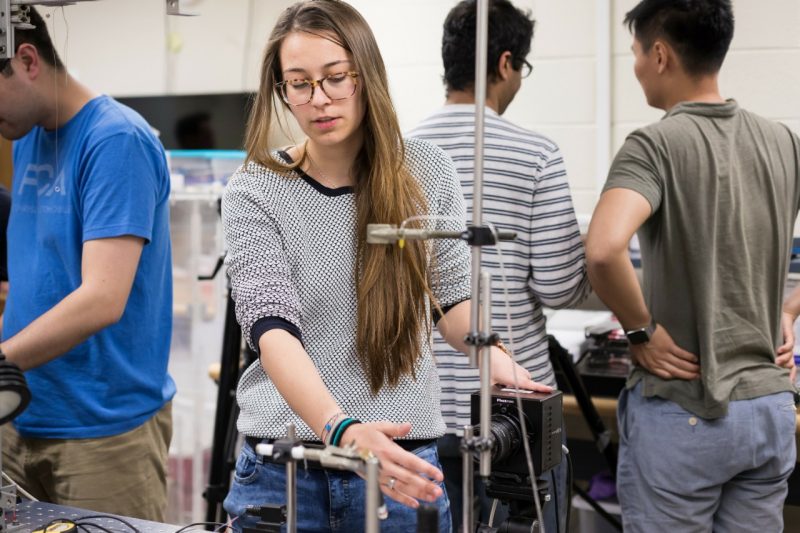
[605,100,800,418]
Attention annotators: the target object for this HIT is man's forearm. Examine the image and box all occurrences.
[1,285,123,370]
[783,283,800,321]
[585,188,654,330]
[587,249,650,330]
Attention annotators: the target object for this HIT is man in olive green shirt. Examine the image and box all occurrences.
[586,1,799,531]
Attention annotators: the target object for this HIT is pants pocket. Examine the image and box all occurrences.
[233,444,263,485]
[617,386,630,444]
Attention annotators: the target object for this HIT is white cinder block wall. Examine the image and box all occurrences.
[41,0,800,222]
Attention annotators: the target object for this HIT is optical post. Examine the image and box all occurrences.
[1,0,196,62]
[368,1,521,528]
[251,423,383,533]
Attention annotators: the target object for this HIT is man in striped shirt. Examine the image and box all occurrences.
[408,0,590,530]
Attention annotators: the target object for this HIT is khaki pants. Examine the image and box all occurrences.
[2,402,172,522]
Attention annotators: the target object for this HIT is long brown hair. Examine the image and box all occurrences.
[246,0,436,394]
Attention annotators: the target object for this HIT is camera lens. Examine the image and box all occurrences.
[473,413,524,464]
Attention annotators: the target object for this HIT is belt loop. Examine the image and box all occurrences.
[246,436,266,464]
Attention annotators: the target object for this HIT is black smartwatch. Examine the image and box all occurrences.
[625,317,657,345]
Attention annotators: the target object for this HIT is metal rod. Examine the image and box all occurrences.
[479,271,492,478]
[462,425,475,533]
[0,426,6,533]
[468,0,489,366]
[285,423,297,533]
[473,0,488,220]
[464,1,491,528]
[1,0,13,60]
[365,457,380,533]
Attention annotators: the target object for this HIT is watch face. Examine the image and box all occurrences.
[627,329,650,345]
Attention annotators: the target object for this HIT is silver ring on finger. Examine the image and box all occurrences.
[387,476,397,491]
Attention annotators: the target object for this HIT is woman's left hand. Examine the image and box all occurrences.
[489,347,553,392]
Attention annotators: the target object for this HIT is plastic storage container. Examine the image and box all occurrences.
[164,151,243,524]
[167,150,245,188]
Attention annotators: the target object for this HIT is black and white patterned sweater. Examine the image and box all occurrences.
[222,138,472,440]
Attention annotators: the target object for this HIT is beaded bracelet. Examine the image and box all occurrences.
[320,411,345,443]
[326,417,352,446]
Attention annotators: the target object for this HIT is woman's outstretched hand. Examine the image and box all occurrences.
[489,347,553,392]
[341,421,444,508]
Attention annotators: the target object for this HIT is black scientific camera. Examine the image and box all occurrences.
[470,387,563,532]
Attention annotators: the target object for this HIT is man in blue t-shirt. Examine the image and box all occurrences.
[0,9,174,521]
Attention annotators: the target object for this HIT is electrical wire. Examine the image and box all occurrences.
[240,0,255,89]
[174,522,228,533]
[550,444,571,533]
[164,8,176,93]
[71,515,139,532]
[398,214,464,232]
[47,8,60,183]
[563,444,573,533]
[394,215,548,530]
[213,516,237,532]
[550,467,559,533]
[75,523,115,533]
[488,498,499,527]
[1,471,38,501]
[488,221,546,533]
[58,6,68,79]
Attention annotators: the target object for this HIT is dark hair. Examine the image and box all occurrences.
[624,0,734,76]
[1,7,64,76]
[442,0,534,92]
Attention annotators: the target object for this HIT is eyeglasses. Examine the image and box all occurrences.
[519,59,533,79]
[275,71,360,107]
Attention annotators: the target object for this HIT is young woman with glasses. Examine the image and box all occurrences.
[221,1,550,531]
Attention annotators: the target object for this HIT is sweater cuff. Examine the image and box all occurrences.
[432,297,470,325]
[251,316,303,352]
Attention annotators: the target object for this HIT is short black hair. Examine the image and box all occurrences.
[624,0,734,76]
[1,7,64,77]
[442,0,535,92]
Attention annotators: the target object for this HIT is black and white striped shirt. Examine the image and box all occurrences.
[222,138,472,440]
[408,104,589,435]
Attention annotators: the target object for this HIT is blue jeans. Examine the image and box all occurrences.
[224,440,452,532]
[617,382,797,533]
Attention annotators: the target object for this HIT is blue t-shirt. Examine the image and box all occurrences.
[7,95,176,439]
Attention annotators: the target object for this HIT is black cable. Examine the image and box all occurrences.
[572,483,622,531]
[72,515,139,533]
[75,523,116,533]
[564,446,573,533]
[174,522,227,533]
[550,467,559,533]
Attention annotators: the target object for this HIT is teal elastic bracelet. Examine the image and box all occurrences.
[331,418,361,447]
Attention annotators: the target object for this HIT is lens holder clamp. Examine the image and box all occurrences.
[459,434,494,454]
[464,331,501,348]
